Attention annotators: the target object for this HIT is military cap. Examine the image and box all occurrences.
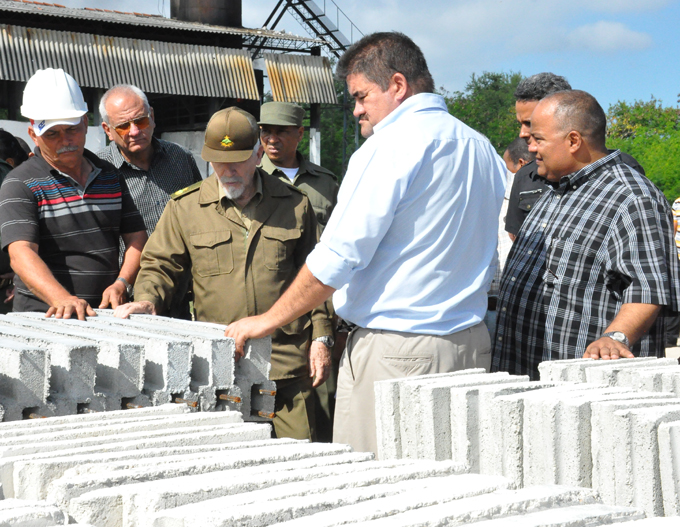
[258,102,305,127]
[202,107,259,163]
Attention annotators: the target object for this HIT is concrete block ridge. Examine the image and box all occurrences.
[0,311,273,421]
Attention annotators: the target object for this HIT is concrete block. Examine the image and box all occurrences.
[613,404,680,516]
[473,382,557,478]
[585,358,679,387]
[11,313,193,398]
[398,372,520,460]
[660,370,680,396]
[73,458,460,527]
[0,422,271,499]
[624,518,680,525]
[151,472,510,527]
[523,387,641,488]
[83,315,236,390]
[374,369,485,460]
[0,403,187,434]
[0,498,66,526]
[429,503,644,526]
[618,365,680,393]
[0,322,97,406]
[0,340,50,421]
[657,420,680,516]
[55,442,357,513]
[485,383,595,488]
[591,396,679,506]
[1,315,145,401]
[538,357,660,383]
[272,484,598,527]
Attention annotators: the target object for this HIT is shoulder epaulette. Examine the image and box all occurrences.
[171,180,202,200]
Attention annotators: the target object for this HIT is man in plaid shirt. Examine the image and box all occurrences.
[492,90,680,379]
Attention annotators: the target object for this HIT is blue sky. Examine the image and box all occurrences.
[57,0,680,111]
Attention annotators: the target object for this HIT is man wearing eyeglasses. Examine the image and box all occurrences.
[97,85,202,318]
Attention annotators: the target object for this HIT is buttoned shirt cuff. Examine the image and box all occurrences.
[306,243,354,291]
[311,317,334,341]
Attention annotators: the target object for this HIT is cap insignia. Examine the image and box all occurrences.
[221,135,234,148]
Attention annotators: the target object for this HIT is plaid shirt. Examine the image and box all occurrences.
[492,150,680,379]
[97,138,202,235]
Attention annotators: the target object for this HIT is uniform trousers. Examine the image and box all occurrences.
[332,322,491,457]
[272,375,316,441]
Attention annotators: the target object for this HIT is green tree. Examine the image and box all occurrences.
[443,71,524,154]
[606,98,680,201]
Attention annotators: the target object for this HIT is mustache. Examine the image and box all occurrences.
[56,145,79,154]
[219,176,242,184]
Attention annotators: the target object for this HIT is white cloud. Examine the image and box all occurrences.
[567,21,653,52]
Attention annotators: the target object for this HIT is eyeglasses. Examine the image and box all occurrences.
[112,114,151,136]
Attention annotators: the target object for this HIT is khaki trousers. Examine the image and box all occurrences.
[333,322,491,457]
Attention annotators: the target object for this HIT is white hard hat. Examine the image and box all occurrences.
[21,68,88,123]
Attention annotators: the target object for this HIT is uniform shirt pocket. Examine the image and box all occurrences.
[261,226,301,271]
[189,230,234,277]
[518,188,544,213]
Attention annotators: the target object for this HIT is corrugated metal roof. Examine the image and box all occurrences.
[264,53,336,105]
[0,24,260,100]
[0,0,323,43]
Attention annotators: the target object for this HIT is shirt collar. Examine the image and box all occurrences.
[108,137,162,170]
[558,149,621,190]
[260,151,316,176]
[372,92,447,135]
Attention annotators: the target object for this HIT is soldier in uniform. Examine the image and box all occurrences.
[258,101,340,441]
[115,107,334,440]
[259,102,339,229]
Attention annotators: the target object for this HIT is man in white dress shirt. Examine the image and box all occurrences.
[226,31,506,456]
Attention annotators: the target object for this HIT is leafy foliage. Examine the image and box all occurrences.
[606,98,680,201]
[443,71,524,154]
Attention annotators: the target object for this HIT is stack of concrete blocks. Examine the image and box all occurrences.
[376,357,680,518]
[11,400,680,525]
[3,402,675,527]
[0,311,274,421]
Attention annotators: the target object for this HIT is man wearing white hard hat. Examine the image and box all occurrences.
[0,68,147,319]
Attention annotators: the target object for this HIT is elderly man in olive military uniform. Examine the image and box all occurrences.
[259,102,340,441]
[115,107,334,441]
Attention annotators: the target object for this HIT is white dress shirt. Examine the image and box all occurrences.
[306,92,506,334]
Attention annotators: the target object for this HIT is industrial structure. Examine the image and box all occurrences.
[0,0,359,171]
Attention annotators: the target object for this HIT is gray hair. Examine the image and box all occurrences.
[99,84,150,124]
[514,73,571,102]
[542,90,607,151]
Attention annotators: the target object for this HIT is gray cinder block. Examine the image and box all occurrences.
[0,340,50,421]
[538,357,660,383]
[612,404,680,516]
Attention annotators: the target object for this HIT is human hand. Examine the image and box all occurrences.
[113,300,155,319]
[99,279,127,309]
[308,340,331,387]
[4,286,14,304]
[224,315,274,361]
[46,296,96,321]
[583,336,635,360]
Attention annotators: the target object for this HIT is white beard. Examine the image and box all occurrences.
[219,177,245,201]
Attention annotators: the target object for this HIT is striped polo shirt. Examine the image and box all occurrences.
[0,148,145,312]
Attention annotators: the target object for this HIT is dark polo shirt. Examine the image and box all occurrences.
[0,148,144,312]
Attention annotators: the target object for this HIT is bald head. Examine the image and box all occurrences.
[541,90,607,151]
[529,90,609,182]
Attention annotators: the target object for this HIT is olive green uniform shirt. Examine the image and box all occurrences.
[260,152,339,230]
[134,169,333,380]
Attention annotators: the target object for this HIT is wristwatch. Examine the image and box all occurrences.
[601,331,630,348]
[314,336,335,348]
[116,277,134,299]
